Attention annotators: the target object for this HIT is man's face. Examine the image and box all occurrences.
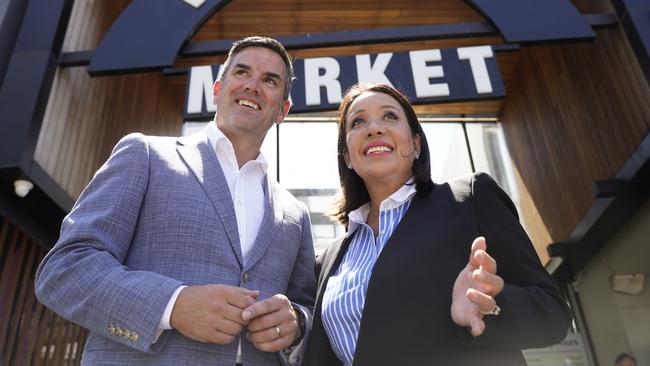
[213,47,290,143]
[619,359,636,366]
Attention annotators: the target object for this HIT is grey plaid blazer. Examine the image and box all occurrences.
[35,131,316,365]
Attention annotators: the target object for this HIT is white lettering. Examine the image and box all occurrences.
[187,65,218,114]
[457,46,494,94]
[356,53,393,85]
[409,49,449,98]
[304,58,342,105]
[181,0,206,8]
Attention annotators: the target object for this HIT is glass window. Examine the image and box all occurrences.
[182,119,521,255]
[465,123,517,198]
[421,123,473,182]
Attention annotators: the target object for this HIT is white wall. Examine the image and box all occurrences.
[573,199,650,366]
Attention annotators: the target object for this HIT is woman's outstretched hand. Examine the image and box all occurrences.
[451,236,504,337]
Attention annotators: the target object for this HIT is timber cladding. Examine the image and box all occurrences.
[33,1,182,201]
[499,25,650,243]
[0,215,88,365]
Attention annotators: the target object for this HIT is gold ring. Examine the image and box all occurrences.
[479,305,501,316]
[275,326,281,338]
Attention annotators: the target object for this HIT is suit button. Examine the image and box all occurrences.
[108,324,116,334]
[115,327,123,337]
[242,272,249,284]
[130,332,139,342]
[123,330,131,339]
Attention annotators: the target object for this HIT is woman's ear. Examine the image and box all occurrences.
[344,151,352,169]
[414,133,421,157]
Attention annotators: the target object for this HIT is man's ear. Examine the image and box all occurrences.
[212,80,222,105]
[276,99,291,125]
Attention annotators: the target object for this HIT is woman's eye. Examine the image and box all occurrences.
[384,112,397,120]
[350,118,364,127]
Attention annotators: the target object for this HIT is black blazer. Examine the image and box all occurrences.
[303,173,572,366]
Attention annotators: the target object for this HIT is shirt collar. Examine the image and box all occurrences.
[347,178,416,237]
[204,120,268,172]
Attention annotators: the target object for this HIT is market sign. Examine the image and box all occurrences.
[184,45,504,120]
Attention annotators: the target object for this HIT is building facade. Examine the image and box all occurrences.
[0,0,648,365]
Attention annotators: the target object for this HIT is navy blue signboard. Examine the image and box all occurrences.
[87,0,594,75]
[184,45,505,120]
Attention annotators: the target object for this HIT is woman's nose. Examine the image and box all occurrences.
[366,119,385,136]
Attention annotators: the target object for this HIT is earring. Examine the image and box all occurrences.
[347,164,353,170]
[414,152,420,160]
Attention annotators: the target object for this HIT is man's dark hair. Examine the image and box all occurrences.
[220,36,294,100]
[615,353,636,366]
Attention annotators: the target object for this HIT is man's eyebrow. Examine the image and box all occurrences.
[264,71,282,81]
[232,63,251,71]
[231,64,282,82]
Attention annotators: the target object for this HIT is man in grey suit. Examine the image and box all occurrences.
[35,36,316,365]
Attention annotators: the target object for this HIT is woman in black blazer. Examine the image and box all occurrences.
[303,83,572,366]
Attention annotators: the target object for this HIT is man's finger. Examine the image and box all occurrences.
[214,316,245,336]
[247,322,295,344]
[242,296,281,322]
[208,330,237,345]
[219,303,251,326]
[250,333,293,353]
[247,311,284,332]
[225,287,260,309]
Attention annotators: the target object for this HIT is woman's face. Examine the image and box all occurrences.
[344,91,420,188]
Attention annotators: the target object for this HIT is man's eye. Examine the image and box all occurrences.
[265,78,277,86]
[235,69,247,76]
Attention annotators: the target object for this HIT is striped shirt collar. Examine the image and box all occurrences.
[347,178,416,237]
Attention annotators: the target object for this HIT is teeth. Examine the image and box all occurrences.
[238,99,260,110]
[366,146,392,155]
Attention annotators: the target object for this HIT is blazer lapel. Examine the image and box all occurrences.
[242,177,281,270]
[316,234,354,305]
[176,132,243,268]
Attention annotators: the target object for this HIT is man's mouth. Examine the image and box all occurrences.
[237,99,260,110]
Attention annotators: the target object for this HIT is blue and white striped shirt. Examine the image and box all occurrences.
[321,181,416,366]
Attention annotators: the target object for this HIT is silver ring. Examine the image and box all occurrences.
[479,305,501,316]
[275,326,281,338]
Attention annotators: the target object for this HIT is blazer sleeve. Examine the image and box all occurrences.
[281,204,317,366]
[464,172,572,349]
[34,133,184,354]
[286,204,317,310]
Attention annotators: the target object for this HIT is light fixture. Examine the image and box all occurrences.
[611,273,645,295]
[14,179,34,198]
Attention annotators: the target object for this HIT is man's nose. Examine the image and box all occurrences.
[244,77,261,94]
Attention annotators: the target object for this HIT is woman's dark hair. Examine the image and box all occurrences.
[333,82,433,227]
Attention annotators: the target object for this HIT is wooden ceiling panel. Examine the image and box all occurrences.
[192,0,484,41]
